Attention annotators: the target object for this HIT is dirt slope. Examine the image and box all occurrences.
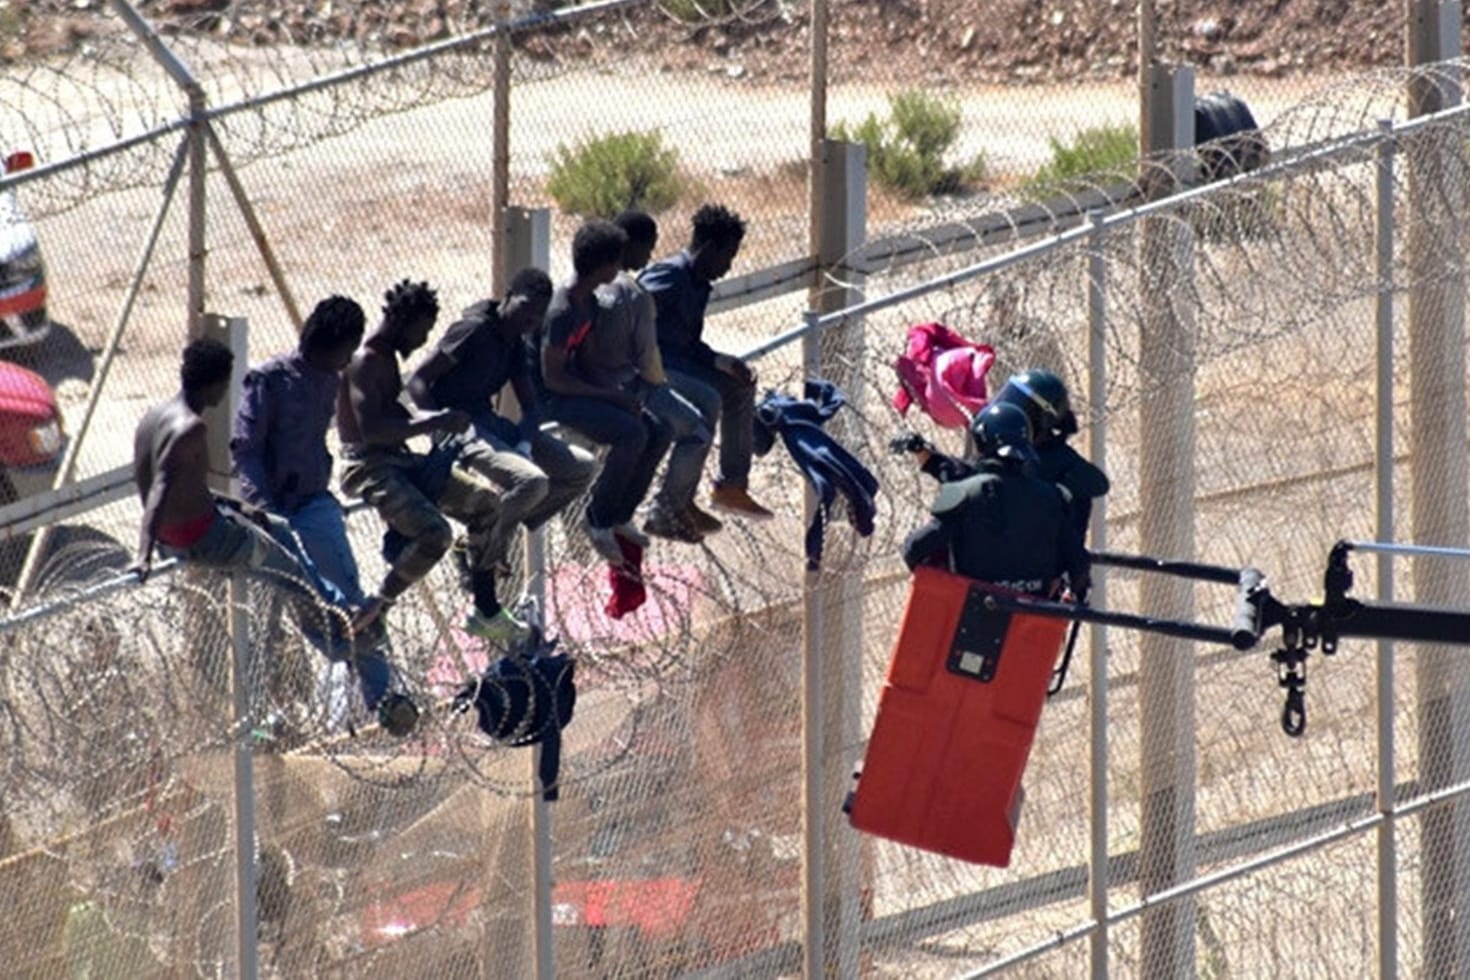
[6,1,1445,85]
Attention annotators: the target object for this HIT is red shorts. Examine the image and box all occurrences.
[157,510,216,548]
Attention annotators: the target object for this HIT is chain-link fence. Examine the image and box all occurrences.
[4,1,1470,977]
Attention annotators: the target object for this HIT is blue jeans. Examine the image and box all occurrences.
[666,360,755,489]
[545,396,672,528]
[166,502,389,710]
[285,492,392,710]
[645,383,712,514]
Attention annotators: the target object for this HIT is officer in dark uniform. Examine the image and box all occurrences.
[901,402,1090,597]
[895,368,1108,540]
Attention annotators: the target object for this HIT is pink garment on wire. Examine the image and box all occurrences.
[891,322,996,429]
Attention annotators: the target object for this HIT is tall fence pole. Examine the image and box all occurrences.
[198,315,258,980]
[807,138,866,979]
[1406,5,1469,975]
[1136,63,1198,980]
[483,206,555,979]
[1086,212,1110,980]
[1373,116,1398,980]
[807,0,829,294]
[798,308,827,980]
[490,0,513,298]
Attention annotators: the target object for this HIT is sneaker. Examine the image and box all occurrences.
[684,502,723,536]
[644,506,703,544]
[582,517,626,564]
[709,485,775,521]
[464,607,532,645]
[375,692,420,738]
[613,521,650,549]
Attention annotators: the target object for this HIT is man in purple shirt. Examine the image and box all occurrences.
[231,295,404,726]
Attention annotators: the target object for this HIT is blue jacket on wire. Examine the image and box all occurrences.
[754,379,879,570]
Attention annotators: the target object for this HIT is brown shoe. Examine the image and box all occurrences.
[683,502,723,535]
[708,485,775,521]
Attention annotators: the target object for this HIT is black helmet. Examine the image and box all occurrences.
[994,369,1078,444]
[970,402,1038,465]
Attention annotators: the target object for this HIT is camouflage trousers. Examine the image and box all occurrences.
[339,445,501,587]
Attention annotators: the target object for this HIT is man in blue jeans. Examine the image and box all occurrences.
[231,296,402,723]
[597,210,720,544]
[541,219,672,563]
[640,203,772,521]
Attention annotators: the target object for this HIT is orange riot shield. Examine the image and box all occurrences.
[847,565,1068,867]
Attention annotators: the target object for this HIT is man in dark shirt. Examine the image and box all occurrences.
[542,219,672,563]
[231,295,401,719]
[596,210,719,544]
[902,402,1089,597]
[406,267,596,574]
[639,203,772,520]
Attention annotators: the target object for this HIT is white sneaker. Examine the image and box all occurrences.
[612,521,650,549]
[583,516,626,564]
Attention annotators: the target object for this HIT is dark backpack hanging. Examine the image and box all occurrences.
[454,627,577,801]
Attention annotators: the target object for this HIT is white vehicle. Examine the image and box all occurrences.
[0,149,51,349]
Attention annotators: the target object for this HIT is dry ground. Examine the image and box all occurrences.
[9,0,1442,86]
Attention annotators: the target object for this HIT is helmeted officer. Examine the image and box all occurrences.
[992,368,1108,537]
[901,401,1090,597]
[897,368,1108,541]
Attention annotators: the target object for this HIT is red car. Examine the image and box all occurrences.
[0,357,64,502]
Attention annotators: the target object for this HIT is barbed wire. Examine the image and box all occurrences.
[2,31,1468,974]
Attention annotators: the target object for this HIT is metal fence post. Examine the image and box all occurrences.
[197,315,258,980]
[1406,5,1469,974]
[1373,116,1399,980]
[490,0,513,299]
[1086,211,1110,980]
[227,569,259,980]
[798,308,826,980]
[807,138,867,980]
[1137,62,1198,980]
[492,206,553,980]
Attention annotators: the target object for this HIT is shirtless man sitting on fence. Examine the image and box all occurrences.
[337,279,527,644]
[131,336,373,651]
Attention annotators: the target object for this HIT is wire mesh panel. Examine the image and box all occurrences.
[10,0,1470,975]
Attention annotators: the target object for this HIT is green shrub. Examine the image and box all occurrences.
[831,90,984,199]
[545,130,682,219]
[1022,122,1139,198]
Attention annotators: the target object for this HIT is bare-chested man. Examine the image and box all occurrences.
[338,279,525,644]
[132,336,371,652]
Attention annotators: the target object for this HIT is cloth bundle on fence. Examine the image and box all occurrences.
[453,627,577,801]
[892,322,995,429]
[755,379,879,570]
